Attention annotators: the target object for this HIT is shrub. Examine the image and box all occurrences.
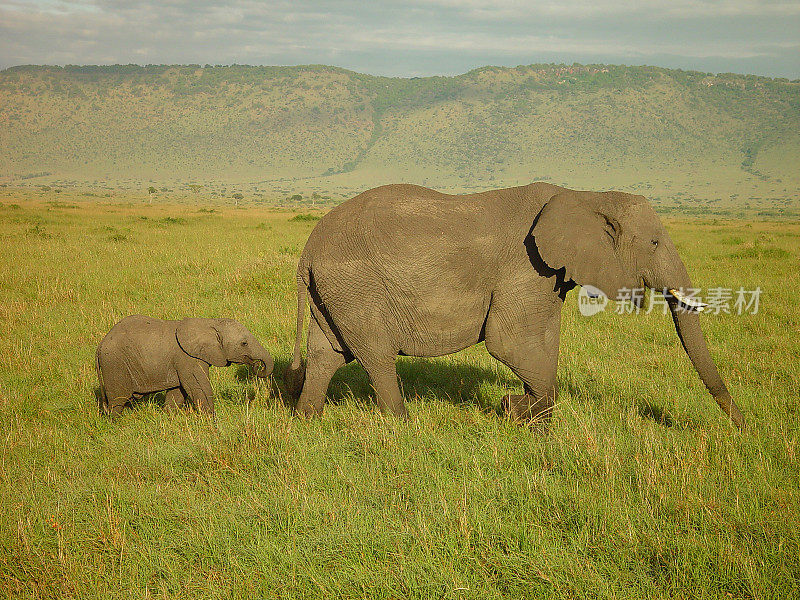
[26,224,51,238]
[289,213,320,222]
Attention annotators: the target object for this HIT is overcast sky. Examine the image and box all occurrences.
[1,1,798,78]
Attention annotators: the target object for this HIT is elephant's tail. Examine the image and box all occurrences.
[95,347,108,416]
[284,267,308,398]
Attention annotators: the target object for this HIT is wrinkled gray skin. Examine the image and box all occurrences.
[96,316,273,418]
[285,182,744,428]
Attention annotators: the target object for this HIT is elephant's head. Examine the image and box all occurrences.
[176,318,273,378]
[532,190,744,428]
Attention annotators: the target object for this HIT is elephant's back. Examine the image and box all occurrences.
[97,315,179,393]
[310,184,453,235]
[297,181,565,280]
[306,182,560,242]
[100,315,165,346]
[300,183,516,267]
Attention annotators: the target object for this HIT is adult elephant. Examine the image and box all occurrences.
[284,182,744,428]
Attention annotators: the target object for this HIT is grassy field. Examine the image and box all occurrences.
[0,190,798,598]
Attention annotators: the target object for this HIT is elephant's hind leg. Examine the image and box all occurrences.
[349,341,407,418]
[102,385,132,419]
[295,315,346,417]
[361,357,407,419]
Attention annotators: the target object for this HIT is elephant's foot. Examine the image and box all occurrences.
[294,400,324,418]
[502,393,553,426]
[102,402,127,421]
[163,388,188,413]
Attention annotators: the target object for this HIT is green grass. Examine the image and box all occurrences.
[0,193,798,598]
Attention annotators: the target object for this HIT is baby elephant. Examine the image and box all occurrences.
[96,315,273,418]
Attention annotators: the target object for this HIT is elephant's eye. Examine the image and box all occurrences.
[241,340,248,346]
[651,239,659,248]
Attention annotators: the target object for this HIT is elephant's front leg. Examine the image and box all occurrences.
[163,387,188,412]
[502,384,556,424]
[177,362,215,415]
[485,295,561,426]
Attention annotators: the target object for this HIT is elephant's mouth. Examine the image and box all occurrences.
[667,288,708,313]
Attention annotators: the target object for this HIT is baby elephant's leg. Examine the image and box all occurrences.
[106,403,127,419]
[163,388,187,412]
[103,388,131,419]
[178,363,215,415]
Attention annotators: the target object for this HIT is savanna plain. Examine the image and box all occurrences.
[0,189,798,599]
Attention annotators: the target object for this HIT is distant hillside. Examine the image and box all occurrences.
[1,63,798,208]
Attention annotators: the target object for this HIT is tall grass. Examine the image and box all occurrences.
[0,194,798,598]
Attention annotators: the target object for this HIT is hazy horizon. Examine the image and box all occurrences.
[1,60,797,81]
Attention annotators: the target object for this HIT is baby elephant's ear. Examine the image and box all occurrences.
[176,319,227,367]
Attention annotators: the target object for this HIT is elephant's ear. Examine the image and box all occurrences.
[531,192,634,299]
[176,319,227,367]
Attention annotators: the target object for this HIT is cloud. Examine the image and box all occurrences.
[0,1,798,77]
[348,27,789,60]
[421,0,800,18]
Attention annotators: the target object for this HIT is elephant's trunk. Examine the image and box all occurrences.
[669,305,744,428]
[243,337,273,379]
[251,352,274,379]
[646,242,745,428]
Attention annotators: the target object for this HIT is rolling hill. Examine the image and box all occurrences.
[1,63,798,211]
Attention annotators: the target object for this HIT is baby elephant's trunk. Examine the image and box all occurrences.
[251,353,274,379]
